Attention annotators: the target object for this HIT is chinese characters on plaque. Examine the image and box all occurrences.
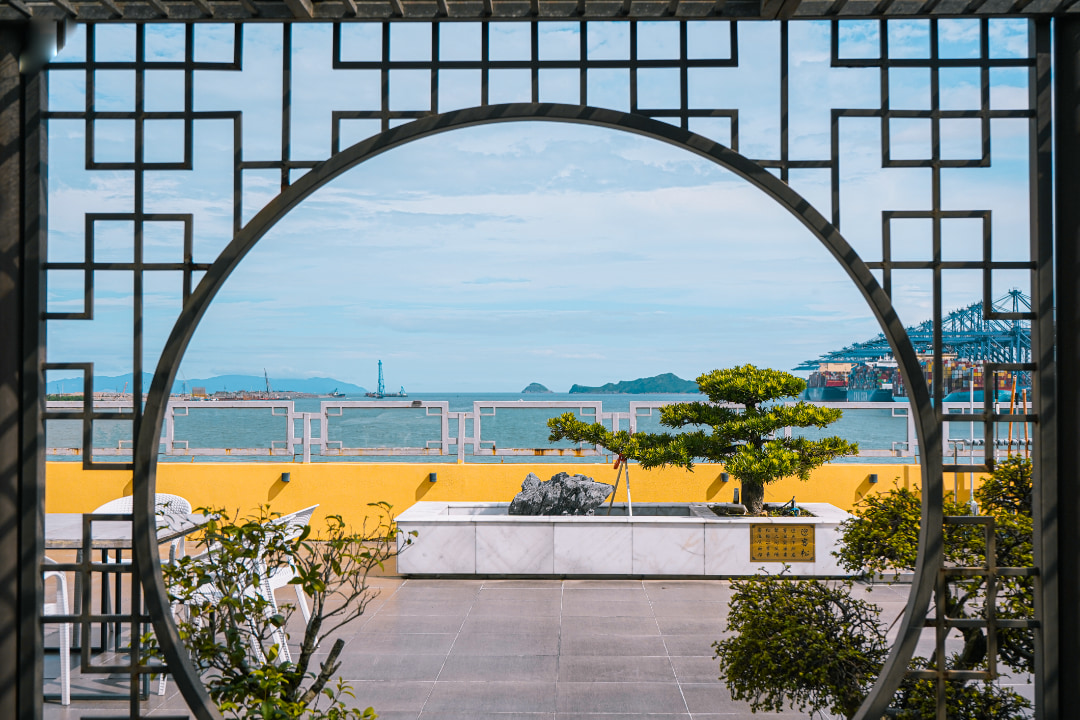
[749,524,815,562]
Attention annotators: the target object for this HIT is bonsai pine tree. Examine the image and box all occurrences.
[547,364,858,515]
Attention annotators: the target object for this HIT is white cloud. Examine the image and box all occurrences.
[45,20,1037,390]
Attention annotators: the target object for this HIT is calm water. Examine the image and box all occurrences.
[46,392,1009,465]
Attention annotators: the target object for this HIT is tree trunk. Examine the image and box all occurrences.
[743,483,766,515]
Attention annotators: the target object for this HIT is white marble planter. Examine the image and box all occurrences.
[396,502,852,577]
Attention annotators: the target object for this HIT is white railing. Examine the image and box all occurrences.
[44,399,1032,463]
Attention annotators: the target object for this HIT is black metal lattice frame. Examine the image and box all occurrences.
[16,15,1054,720]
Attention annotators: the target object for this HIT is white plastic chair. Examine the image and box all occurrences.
[178,563,279,663]
[92,493,194,564]
[89,493,192,693]
[159,504,319,693]
[155,549,243,697]
[258,504,319,628]
[43,558,71,706]
[222,504,319,663]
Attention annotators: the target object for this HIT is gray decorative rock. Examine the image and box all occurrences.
[508,472,614,516]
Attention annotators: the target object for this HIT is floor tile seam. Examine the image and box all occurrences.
[648,579,693,718]
[358,577,409,631]
[348,590,396,633]
[416,580,483,716]
[555,580,565,715]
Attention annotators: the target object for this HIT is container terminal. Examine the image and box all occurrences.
[794,290,1032,402]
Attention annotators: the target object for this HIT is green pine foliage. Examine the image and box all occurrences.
[547,364,858,514]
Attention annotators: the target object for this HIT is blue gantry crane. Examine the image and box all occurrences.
[794,290,1032,371]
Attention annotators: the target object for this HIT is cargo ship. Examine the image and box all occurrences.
[803,362,895,402]
[802,356,1030,403]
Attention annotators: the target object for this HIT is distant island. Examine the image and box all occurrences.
[521,383,553,394]
[569,373,700,394]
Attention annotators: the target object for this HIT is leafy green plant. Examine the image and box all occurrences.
[547,364,858,514]
[716,458,1035,718]
[148,502,413,720]
[836,457,1034,673]
[892,658,1033,720]
[714,576,888,718]
[834,483,970,579]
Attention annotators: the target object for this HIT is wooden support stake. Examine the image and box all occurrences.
[606,459,623,516]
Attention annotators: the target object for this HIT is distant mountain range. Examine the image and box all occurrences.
[569,373,700,394]
[46,372,366,395]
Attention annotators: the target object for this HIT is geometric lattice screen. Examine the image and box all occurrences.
[40,16,1045,719]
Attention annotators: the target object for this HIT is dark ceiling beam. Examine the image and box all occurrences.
[284,0,313,15]
[48,0,77,14]
[0,0,1074,20]
[762,0,800,16]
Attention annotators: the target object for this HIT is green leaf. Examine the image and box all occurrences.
[158,503,408,719]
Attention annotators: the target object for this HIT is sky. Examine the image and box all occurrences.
[42,19,1034,392]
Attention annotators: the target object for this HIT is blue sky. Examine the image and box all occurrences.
[43,19,1033,392]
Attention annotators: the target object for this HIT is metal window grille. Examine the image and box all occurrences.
[12,13,1054,720]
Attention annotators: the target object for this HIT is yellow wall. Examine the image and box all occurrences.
[45,461,985,530]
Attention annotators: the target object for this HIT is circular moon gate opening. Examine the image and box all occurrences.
[131,104,942,720]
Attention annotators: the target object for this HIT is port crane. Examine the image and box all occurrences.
[794,290,1032,370]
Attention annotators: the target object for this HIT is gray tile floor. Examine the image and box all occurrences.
[43,578,1033,719]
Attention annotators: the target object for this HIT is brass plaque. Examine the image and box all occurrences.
[749,524,815,562]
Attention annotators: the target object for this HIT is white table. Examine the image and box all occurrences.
[45,512,208,550]
[43,512,208,701]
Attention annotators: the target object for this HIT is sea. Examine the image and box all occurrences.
[45,392,1008,465]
